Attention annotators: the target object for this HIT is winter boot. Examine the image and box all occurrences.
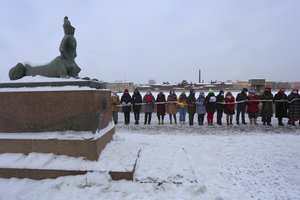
[226,119,229,125]
[254,118,258,125]
[158,119,161,125]
[291,121,296,126]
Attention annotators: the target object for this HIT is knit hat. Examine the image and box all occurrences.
[208,88,214,94]
[242,88,248,93]
[124,89,129,93]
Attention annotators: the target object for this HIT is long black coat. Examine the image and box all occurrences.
[260,91,273,118]
[132,91,142,112]
[156,93,166,116]
[205,93,216,113]
[216,93,224,111]
[187,93,196,115]
[288,92,300,119]
[120,93,132,112]
[273,92,288,118]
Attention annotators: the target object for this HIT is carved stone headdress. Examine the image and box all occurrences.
[63,16,75,35]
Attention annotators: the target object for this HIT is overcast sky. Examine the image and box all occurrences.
[0,0,299,84]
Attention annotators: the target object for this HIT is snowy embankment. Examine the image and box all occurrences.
[0,117,299,200]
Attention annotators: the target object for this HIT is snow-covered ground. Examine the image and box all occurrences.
[0,113,300,200]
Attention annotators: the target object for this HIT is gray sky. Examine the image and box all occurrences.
[1,0,299,84]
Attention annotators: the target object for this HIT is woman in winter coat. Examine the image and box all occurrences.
[187,89,196,126]
[166,89,178,124]
[196,92,206,125]
[224,91,235,125]
[111,92,120,124]
[273,88,288,126]
[156,91,166,125]
[205,89,217,125]
[260,87,274,125]
[120,89,132,125]
[132,88,143,125]
[236,88,248,125]
[247,90,260,125]
[288,88,300,125]
[216,90,225,125]
[143,89,155,125]
[177,91,188,124]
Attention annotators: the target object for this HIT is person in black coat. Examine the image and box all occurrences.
[156,91,166,125]
[120,89,132,125]
[216,90,224,125]
[132,88,142,125]
[187,89,196,126]
[273,88,288,126]
[260,87,274,125]
[288,88,300,125]
[236,88,248,125]
[205,89,216,125]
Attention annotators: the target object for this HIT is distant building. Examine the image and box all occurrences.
[290,82,300,90]
[233,81,249,90]
[249,79,265,93]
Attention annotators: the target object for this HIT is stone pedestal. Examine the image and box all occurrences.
[0,82,115,179]
[0,89,111,133]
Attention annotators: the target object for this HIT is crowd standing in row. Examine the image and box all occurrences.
[111,87,300,126]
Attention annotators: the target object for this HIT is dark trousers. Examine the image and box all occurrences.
[217,109,223,125]
[198,114,205,125]
[189,114,195,125]
[124,111,130,125]
[262,117,272,124]
[169,114,177,124]
[145,112,152,124]
[134,110,140,122]
[277,117,283,125]
[158,115,164,121]
[236,107,246,123]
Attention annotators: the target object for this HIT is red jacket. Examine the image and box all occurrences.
[247,94,259,114]
[224,96,235,111]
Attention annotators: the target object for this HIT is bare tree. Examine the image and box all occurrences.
[148,79,156,85]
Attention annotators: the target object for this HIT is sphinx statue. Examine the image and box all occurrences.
[9,16,81,80]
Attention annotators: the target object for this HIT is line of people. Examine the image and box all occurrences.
[111,87,300,126]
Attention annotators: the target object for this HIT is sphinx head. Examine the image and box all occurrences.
[63,16,75,35]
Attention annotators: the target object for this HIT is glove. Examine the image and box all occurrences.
[122,102,126,106]
[127,102,131,106]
